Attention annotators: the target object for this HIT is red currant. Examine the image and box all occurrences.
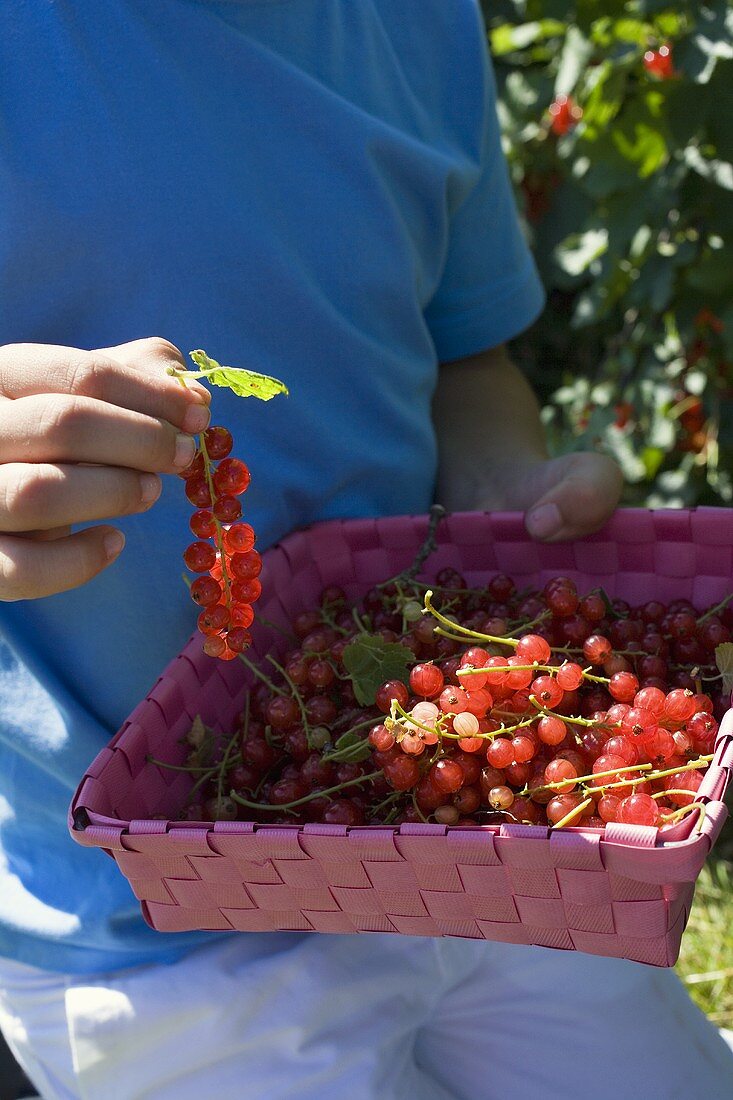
[213,458,251,496]
[203,425,233,459]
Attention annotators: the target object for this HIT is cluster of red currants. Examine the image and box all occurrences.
[179,425,262,660]
[369,642,714,830]
[174,570,726,829]
[548,94,583,136]
[643,43,675,79]
[548,43,675,139]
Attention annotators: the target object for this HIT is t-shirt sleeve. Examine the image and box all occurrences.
[424,32,546,363]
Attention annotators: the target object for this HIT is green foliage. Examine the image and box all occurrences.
[675,855,733,1029]
[486,1,733,505]
[342,635,412,706]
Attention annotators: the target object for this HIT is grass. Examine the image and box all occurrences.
[674,796,733,1030]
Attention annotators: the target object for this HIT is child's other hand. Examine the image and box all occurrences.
[0,338,211,600]
[504,451,623,542]
[434,346,622,541]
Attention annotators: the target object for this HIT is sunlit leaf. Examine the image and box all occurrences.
[189,350,289,401]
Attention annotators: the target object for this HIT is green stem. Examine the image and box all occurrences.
[523,760,654,799]
[252,613,298,644]
[424,590,519,648]
[411,788,429,823]
[550,795,594,829]
[660,802,706,831]
[506,610,551,633]
[168,368,212,381]
[146,755,215,774]
[266,654,313,747]
[697,592,733,625]
[403,504,446,581]
[230,770,381,811]
[440,715,536,741]
[237,652,288,697]
[375,504,447,591]
[456,662,609,686]
[528,696,615,728]
[351,606,371,634]
[216,726,241,802]
[325,741,370,764]
[199,430,233,608]
[390,698,447,737]
[189,767,219,800]
[369,791,403,817]
[596,754,713,794]
[321,712,374,756]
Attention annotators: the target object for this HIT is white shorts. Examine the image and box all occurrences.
[1,933,732,1100]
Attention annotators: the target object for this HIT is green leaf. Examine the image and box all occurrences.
[612,120,668,180]
[606,19,647,47]
[641,445,665,479]
[490,20,565,56]
[578,64,625,139]
[342,635,413,707]
[715,642,733,694]
[555,25,594,98]
[188,350,289,401]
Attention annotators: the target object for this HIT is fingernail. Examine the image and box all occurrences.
[526,502,562,539]
[104,530,125,560]
[140,473,162,504]
[174,433,197,469]
[183,404,211,434]
[187,384,211,405]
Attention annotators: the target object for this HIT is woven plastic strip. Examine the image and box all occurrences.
[69,509,733,966]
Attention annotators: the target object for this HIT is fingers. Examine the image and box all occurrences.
[17,526,72,541]
[0,463,162,531]
[524,453,623,542]
[0,337,209,600]
[0,393,200,473]
[0,338,210,433]
[0,526,125,601]
[100,337,211,409]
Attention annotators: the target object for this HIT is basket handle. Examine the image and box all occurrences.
[699,707,733,804]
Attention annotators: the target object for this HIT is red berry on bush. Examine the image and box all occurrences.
[548,94,582,135]
[643,44,675,80]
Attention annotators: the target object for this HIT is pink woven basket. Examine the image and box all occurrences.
[69,509,733,967]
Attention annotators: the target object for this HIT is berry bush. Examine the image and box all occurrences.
[484,1,733,507]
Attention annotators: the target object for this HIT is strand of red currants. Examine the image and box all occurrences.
[178,425,262,660]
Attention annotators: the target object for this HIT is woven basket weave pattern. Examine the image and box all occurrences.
[70,510,733,966]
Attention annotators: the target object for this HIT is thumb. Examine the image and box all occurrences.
[524,453,623,542]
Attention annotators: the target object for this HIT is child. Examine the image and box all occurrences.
[0,2,731,1096]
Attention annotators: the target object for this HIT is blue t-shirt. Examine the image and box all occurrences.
[0,0,544,973]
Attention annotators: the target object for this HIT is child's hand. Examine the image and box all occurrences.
[505,451,623,542]
[434,345,622,539]
[0,338,211,600]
